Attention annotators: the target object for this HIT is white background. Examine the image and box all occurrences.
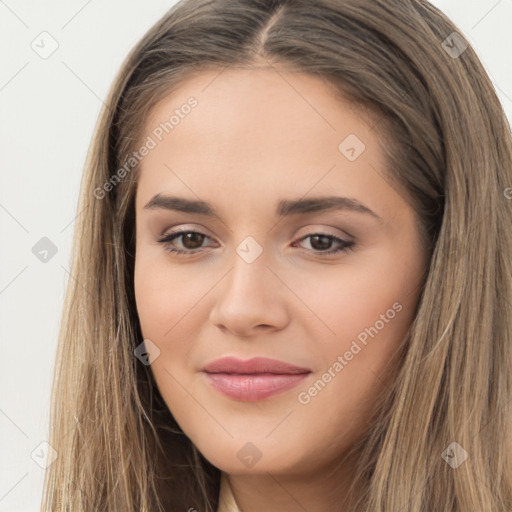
[1,1,511,510]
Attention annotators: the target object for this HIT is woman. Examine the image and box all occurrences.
[41,0,512,510]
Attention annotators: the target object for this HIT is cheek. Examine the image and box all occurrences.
[330,271,415,355]
[288,254,418,358]
[134,259,203,426]
[289,280,415,462]
[134,264,169,340]
[294,255,419,419]
[134,256,209,340]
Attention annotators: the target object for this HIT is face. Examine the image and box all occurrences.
[133,67,429,477]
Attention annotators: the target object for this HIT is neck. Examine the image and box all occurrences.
[222,451,362,512]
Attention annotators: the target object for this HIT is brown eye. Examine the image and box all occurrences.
[309,234,334,251]
[179,232,207,250]
[157,230,214,256]
[294,233,355,255]
[157,230,355,258]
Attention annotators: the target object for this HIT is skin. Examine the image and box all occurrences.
[133,66,429,511]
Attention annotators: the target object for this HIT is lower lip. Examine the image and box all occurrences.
[203,372,310,401]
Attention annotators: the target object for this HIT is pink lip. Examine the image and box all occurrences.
[202,356,311,374]
[201,357,311,401]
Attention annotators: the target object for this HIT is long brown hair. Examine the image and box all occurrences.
[41,0,512,510]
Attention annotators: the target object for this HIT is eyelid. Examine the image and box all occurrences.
[157,225,356,258]
[159,224,352,244]
[296,224,354,241]
[158,223,213,238]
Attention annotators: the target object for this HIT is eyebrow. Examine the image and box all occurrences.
[143,194,383,223]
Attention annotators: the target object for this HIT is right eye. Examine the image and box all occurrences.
[157,230,217,256]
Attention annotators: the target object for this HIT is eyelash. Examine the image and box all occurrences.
[156,230,355,257]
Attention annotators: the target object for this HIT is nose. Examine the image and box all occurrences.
[208,247,290,338]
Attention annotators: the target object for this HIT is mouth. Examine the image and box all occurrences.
[201,356,312,401]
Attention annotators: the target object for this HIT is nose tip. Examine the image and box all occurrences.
[208,262,290,337]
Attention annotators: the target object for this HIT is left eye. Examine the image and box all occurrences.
[293,233,355,254]
[157,230,355,256]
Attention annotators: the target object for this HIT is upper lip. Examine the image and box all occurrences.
[202,356,311,375]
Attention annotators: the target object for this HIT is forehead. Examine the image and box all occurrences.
[141,66,366,154]
[134,67,400,222]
